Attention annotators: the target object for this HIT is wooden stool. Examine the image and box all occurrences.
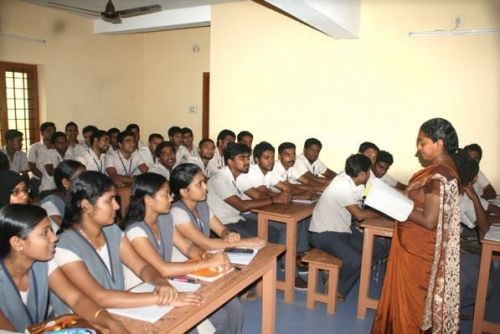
[302,248,343,314]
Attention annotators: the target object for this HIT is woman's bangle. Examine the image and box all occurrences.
[94,308,106,321]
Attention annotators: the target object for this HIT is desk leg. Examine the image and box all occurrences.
[283,218,297,304]
[472,244,492,334]
[256,215,270,297]
[262,257,277,334]
[357,230,374,319]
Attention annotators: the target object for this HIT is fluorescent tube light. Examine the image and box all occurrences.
[409,28,500,37]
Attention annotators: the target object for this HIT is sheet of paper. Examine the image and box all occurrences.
[484,225,500,241]
[364,178,414,222]
[226,248,259,265]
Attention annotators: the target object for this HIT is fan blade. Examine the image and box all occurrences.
[117,4,162,18]
[47,1,101,17]
[101,15,122,24]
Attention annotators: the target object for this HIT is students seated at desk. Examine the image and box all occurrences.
[149,141,177,181]
[124,172,243,334]
[371,150,407,191]
[139,133,164,168]
[73,125,97,158]
[52,171,202,315]
[187,138,216,178]
[309,154,387,300]
[28,122,56,198]
[207,129,236,176]
[1,129,29,177]
[75,130,110,173]
[464,143,497,200]
[0,204,128,333]
[39,132,71,198]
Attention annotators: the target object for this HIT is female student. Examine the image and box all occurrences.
[0,170,29,207]
[0,204,127,333]
[372,118,462,333]
[52,171,203,315]
[169,163,265,251]
[123,172,243,334]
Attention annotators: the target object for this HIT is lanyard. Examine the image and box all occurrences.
[88,149,102,172]
[118,152,133,176]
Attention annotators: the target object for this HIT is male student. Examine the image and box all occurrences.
[64,121,81,159]
[309,154,387,300]
[187,138,216,178]
[149,141,176,180]
[175,127,199,163]
[39,132,70,198]
[1,129,29,177]
[107,127,120,152]
[237,130,253,149]
[75,130,110,173]
[105,130,147,187]
[139,133,164,167]
[206,129,236,176]
[358,141,379,165]
[464,143,497,200]
[28,122,56,197]
[126,123,147,151]
[371,150,406,191]
[73,125,97,157]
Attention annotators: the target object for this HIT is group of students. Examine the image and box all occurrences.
[0,117,498,333]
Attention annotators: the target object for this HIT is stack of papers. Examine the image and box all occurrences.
[484,226,500,241]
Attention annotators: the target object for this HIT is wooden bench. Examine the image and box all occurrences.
[301,248,343,314]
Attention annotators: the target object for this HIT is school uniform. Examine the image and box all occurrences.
[206,147,224,177]
[39,149,70,195]
[40,193,66,232]
[176,145,199,164]
[1,147,29,173]
[473,170,492,197]
[73,142,90,158]
[105,150,145,176]
[291,153,327,178]
[76,148,107,173]
[148,162,171,180]
[138,146,155,168]
[186,156,212,178]
[380,173,398,187]
[27,141,49,195]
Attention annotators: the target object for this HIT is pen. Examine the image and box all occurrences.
[234,266,242,271]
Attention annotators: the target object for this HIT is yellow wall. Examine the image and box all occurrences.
[210,0,500,187]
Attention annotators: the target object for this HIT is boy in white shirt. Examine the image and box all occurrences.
[464,143,497,200]
[167,126,185,163]
[125,123,147,151]
[175,127,199,163]
[65,121,81,159]
[39,132,70,198]
[148,141,176,180]
[73,125,97,157]
[207,129,236,176]
[75,130,110,173]
[139,133,164,168]
[371,150,407,191]
[107,127,120,152]
[187,138,215,178]
[1,129,29,177]
[28,122,56,198]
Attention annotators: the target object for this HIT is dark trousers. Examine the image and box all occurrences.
[209,297,244,334]
[225,213,280,243]
[460,251,493,309]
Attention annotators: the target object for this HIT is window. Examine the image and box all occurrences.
[0,62,40,152]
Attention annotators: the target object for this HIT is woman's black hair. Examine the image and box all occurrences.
[123,173,167,228]
[0,170,24,208]
[54,160,85,192]
[169,163,203,201]
[0,204,47,258]
[345,154,372,177]
[453,149,480,187]
[420,118,459,154]
[59,171,114,233]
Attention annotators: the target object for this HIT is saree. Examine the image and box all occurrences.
[371,164,460,334]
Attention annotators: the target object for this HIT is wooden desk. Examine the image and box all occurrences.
[117,244,285,334]
[254,203,314,304]
[472,239,500,334]
[357,218,395,319]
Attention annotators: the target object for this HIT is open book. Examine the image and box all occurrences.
[364,178,414,222]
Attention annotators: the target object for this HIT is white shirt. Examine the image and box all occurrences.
[0,147,28,173]
[381,173,398,187]
[473,170,491,197]
[176,145,199,164]
[171,205,215,227]
[105,150,145,176]
[139,146,155,168]
[235,164,266,200]
[291,153,327,179]
[76,148,106,173]
[459,193,489,229]
[54,245,111,273]
[148,162,171,180]
[207,166,244,224]
[73,142,90,158]
[206,147,224,177]
[27,141,49,179]
[39,149,69,192]
[187,156,212,178]
[309,172,364,234]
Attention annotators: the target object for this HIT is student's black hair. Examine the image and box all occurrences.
[0,152,9,171]
[278,142,296,155]
[224,143,251,164]
[54,160,85,192]
[148,133,164,143]
[198,138,215,148]
[168,126,182,138]
[181,127,193,136]
[59,171,114,233]
[170,163,203,201]
[40,122,56,133]
[50,131,67,144]
[90,130,109,146]
[5,129,23,142]
[358,142,380,154]
[463,143,483,161]
[117,130,135,144]
[237,130,253,142]
[216,129,236,142]
[453,151,479,187]
[345,154,371,177]
[0,204,47,258]
[304,138,322,150]
[0,170,23,207]
[253,141,275,159]
[65,121,78,132]
[107,127,120,136]
[155,141,176,158]
[123,173,167,228]
[376,150,394,165]
[82,125,98,135]
[125,124,140,132]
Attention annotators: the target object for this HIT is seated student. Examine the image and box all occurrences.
[464,143,497,200]
[168,126,185,162]
[40,160,86,231]
[149,141,176,180]
[358,141,379,166]
[107,127,120,152]
[52,171,203,315]
[73,125,98,157]
[1,129,29,177]
[0,204,128,333]
[289,138,336,190]
[187,138,216,178]
[124,172,243,334]
[175,127,199,163]
[105,130,148,188]
[125,123,147,151]
[65,121,81,159]
[309,154,387,300]
[39,132,71,198]
[0,151,9,171]
[371,150,407,191]
[139,133,164,168]
[0,170,29,207]
[76,130,110,173]
[237,131,254,164]
[28,122,56,198]
[207,129,236,176]
[207,143,281,242]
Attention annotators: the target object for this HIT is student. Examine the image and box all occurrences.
[74,125,98,157]
[168,126,184,162]
[28,122,56,198]
[124,172,243,334]
[65,121,81,158]
[52,171,203,315]
[105,130,148,188]
[1,129,29,177]
[0,170,29,207]
[139,133,164,168]
[0,204,128,333]
[237,131,253,149]
[175,127,199,163]
[149,141,176,180]
[125,123,147,151]
[309,154,385,300]
[76,130,110,173]
[464,143,497,200]
[371,150,407,191]
[207,129,236,176]
[289,138,336,190]
[39,132,70,198]
[187,138,216,178]
[358,141,379,165]
[107,127,120,152]
[40,160,86,231]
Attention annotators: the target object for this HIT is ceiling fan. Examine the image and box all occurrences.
[48,0,162,24]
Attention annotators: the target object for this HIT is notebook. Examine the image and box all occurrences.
[364,178,414,222]
[188,267,235,283]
